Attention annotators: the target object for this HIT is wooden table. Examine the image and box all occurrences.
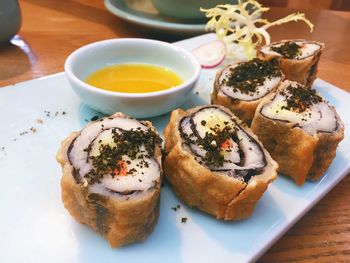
[1,0,349,261]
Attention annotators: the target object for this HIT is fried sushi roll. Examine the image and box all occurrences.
[56,112,162,247]
[257,40,324,87]
[163,105,278,220]
[251,80,344,185]
[212,58,283,125]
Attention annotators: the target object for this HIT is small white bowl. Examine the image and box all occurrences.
[64,38,201,118]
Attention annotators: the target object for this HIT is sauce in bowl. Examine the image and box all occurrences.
[86,64,183,93]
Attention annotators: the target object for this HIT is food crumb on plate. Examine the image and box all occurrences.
[90,115,99,121]
[171,204,181,211]
[44,109,68,118]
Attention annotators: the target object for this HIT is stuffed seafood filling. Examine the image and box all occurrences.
[68,116,162,198]
[218,58,282,101]
[179,106,266,181]
[261,40,322,60]
[261,81,338,135]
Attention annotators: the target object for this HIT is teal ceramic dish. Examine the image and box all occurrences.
[104,0,207,34]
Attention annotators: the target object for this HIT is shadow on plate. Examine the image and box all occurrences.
[71,183,182,263]
[172,190,286,253]
[78,103,106,126]
[78,88,208,130]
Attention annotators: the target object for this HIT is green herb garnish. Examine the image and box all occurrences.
[271,41,301,59]
[224,58,281,94]
[84,128,162,185]
[281,84,323,112]
[182,125,241,168]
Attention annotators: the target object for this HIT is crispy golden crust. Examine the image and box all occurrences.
[308,127,344,181]
[257,40,324,87]
[56,113,161,248]
[163,106,278,220]
[251,93,344,186]
[211,68,283,126]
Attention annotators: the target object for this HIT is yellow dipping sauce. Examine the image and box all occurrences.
[85,64,183,93]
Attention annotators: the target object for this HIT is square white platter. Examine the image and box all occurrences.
[0,34,349,263]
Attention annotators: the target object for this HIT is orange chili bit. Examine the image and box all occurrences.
[221,139,232,149]
[114,160,128,176]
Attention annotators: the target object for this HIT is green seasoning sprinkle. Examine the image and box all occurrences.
[271,41,301,59]
[84,128,162,185]
[181,217,187,224]
[281,84,323,112]
[182,125,239,167]
[224,58,281,95]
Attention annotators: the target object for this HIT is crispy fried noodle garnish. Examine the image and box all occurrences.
[201,0,314,60]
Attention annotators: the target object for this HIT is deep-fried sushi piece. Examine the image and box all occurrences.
[212,58,284,125]
[56,112,162,247]
[251,80,344,185]
[163,105,278,220]
[257,39,324,87]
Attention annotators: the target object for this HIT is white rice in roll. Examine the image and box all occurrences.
[257,39,325,87]
[163,105,278,220]
[212,58,283,125]
[57,112,162,247]
[251,80,344,185]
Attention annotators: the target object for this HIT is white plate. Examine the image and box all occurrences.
[104,0,206,34]
[0,34,349,263]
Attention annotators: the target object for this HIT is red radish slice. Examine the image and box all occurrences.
[192,40,226,69]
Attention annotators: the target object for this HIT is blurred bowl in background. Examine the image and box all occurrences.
[150,0,237,20]
[0,0,21,43]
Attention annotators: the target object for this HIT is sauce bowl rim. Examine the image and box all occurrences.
[64,38,201,98]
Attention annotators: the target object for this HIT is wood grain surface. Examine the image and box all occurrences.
[0,0,349,262]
